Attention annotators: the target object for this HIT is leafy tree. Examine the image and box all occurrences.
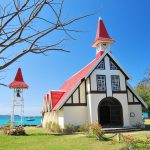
[135,68,150,110]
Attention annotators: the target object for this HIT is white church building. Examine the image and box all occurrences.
[42,18,148,128]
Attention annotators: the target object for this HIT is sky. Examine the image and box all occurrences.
[0,0,150,116]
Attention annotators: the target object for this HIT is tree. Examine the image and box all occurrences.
[0,0,93,71]
[135,68,150,111]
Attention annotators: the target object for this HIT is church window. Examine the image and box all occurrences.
[96,75,106,91]
[96,60,105,70]
[110,61,118,70]
[111,75,120,91]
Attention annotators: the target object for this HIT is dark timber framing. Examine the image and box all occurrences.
[89,76,92,92]
[127,86,145,107]
[106,54,129,80]
[112,91,127,94]
[85,79,87,103]
[64,79,87,106]
[96,59,105,70]
[78,85,80,103]
[64,103,87,106]
[109,59,119,70]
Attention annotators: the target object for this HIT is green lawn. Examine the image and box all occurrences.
[0,120,150,150]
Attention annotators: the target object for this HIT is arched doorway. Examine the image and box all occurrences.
[98,97,123,127]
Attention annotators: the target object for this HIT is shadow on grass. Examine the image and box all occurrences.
[28,132,71,136]
[144,124,150,131]
[99,137,112,141]
[87,135,113,142]
[28,133,49,136]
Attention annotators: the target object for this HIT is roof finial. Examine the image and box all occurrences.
[98,16,102,21]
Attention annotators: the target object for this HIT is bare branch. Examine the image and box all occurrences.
[0,0,93,73]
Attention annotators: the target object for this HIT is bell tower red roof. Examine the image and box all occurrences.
[9,68,28,89]
[92,17,114,47]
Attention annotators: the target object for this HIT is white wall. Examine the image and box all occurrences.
[58,108,64,128]
[66,97,72,104]
[127,89,134,102]
[113,94,130,127]
[79,81,86,103]
[86,78,90,92]
[128,105,143,127]
[87,93,130,127]
[42,111,59,128]
[63,106,88,126]
[87,93,106,123]
[73,89,79,103]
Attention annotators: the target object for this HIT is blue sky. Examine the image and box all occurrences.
[0,0,150,115]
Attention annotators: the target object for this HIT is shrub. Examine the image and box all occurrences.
[50,123,61,133]
[64,124,74,133]
[15,126,26,135]
[88,122,104,139]
[64,124,81,133]
[46,121,52,129]
[78,123,89,132]
[120,134,150,150]
[3,125,26,136]
[46,121,62,133]
[64,124,88,133]
[3,125,11,135]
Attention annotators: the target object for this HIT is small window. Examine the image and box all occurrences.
[96,60,105,70]
[96,75,106,91]
[110,61,118,70]
[111,75,120,91]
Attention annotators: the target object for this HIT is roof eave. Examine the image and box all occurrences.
[92,38,115,47]
[52,81,81,110]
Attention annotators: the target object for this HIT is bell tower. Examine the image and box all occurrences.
[92,17,114,55]
[9,68,28,128]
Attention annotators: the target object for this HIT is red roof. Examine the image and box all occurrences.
[92,18,114,47]
[51,91,65,109]
[9,68,28,89]
[50,51,104,110]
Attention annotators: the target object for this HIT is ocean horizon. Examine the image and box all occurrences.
[0,115,42,127]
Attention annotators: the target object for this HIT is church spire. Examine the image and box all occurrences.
[92,17,114,54]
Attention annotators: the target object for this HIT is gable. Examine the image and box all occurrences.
[127,83,148,108]
[96,59,105,70]
[53,50,131,110]
[64,80,87,106]
[87,53,130,80]
[51,91,65,109]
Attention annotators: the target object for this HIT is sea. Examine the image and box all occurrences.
[0,115,42,127]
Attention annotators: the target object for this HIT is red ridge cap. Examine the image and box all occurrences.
[96,51,104,60]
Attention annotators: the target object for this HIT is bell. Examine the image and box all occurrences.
[16,89,21,97]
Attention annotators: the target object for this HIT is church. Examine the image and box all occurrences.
[42,18,148,128]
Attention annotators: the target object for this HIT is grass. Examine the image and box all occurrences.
[0,120,150,150]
